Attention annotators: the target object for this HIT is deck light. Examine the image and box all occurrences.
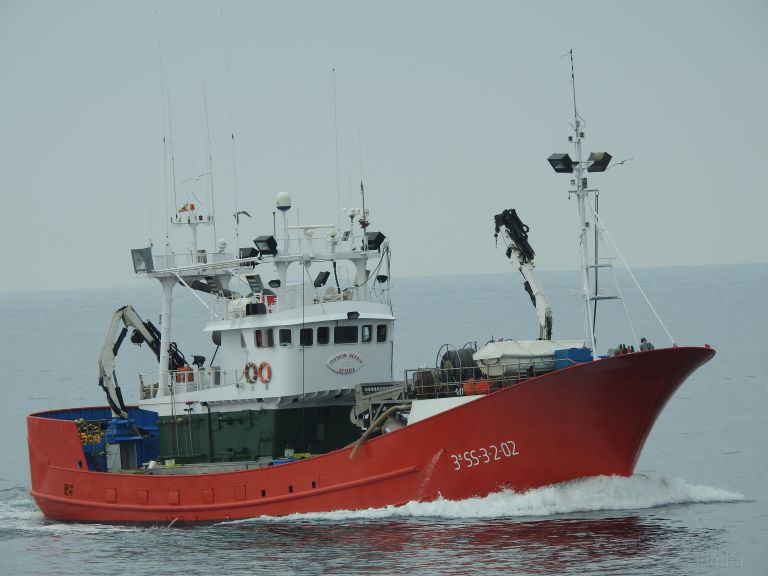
[365,231,386,251]
[131,248,154,273]
[314,271,331,288]
[587,152,612,172]
[254,235,278,256]
[239,247,259,260]
[547,153,574,173]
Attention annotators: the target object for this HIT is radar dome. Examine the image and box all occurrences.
[276,191,292,212]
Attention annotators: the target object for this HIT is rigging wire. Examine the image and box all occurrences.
[301,266,306,451]
[585,196,676,345]
[592,190,599,331]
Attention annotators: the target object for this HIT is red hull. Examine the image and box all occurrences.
[28,347,713,523]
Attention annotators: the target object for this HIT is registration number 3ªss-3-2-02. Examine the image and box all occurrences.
[449,441,520,471]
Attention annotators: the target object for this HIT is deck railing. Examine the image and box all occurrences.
[403,356,562,400]
[139,368,239,399]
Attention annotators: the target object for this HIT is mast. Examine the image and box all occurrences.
[548,51,613,353]
[569,51,596,353]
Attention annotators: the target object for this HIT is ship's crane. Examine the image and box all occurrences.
[98,304,198,417]
[494,209,553,340]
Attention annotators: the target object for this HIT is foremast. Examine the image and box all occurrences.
[547,50,614,354]
[570,91,596,354]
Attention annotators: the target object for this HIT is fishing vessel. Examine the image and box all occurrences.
[27,84,714,524]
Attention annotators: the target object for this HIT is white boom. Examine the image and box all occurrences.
[494,209,553,340]
[98,305,187,418]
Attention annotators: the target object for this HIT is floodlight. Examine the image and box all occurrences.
[587,152,612,173]
[253,235,278,256]
[314,271,331,288]
[131,248,154,273]
[365,231,386,251]
[239,247,259,260]
[547,153,574,173]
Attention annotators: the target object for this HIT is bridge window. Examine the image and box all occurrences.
[300,328,313,346]
[377,324,387,342]
[255,329,274,348]
[317,326,329,345]
[279,329,292,346]
[334,325,358,344]
[362,325,372,343]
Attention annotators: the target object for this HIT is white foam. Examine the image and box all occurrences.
[0,489,136,534]
[235,473,745,523]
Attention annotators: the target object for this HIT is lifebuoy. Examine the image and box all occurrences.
[243,362,258,384]
[257,361,272,384]
[176,365,194,383]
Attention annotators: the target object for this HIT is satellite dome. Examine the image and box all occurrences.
[276,191,292,212]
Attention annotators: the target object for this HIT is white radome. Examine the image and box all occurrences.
[276,191,292,212]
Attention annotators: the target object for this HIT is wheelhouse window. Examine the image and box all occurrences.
[317,326,330,345]
[362,325,372,343]
[255,329,274,348]
[334,325,358,344]
[376,324,387,342]
[300,328,313,346]
[279,329,292,346]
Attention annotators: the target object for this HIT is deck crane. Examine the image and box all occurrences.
[494,209,553,340]
[98,305,199,417]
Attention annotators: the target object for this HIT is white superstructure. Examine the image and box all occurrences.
[130,193,394,419]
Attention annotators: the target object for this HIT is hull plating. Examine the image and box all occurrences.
[28,347,714,523]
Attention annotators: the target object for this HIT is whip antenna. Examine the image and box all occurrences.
[333,68,341,231]
[220,9,240,249]
[155,11,170,249]
[202,79,217,242]
[570,49,580,129]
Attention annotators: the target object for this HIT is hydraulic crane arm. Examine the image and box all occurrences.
[494,209,553,340]
[98,304,189,417]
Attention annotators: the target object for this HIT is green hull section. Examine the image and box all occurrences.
[158,404,360,463]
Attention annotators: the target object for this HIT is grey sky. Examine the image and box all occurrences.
[1,0,766,293]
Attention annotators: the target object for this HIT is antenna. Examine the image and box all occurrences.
[155,11,170,250]
[569,49,580,130]
[220,9,240,249]
[168,96,179,225]
[332,68,341,231]
[358,127,369,250]
[202,79,217,242]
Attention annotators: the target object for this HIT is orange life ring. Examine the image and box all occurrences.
[175,365,194,383]
[257,361,272,384]
[243,362,258,384]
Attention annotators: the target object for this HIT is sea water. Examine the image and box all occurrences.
[0,264,765,575]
